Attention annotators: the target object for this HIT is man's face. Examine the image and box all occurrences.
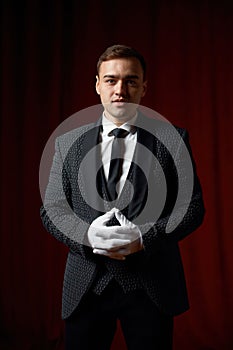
[96,58,147,124]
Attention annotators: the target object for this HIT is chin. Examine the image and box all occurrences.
[111,105,137,118]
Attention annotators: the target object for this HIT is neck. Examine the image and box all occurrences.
[104,111,136,127]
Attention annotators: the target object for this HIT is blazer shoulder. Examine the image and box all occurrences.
[57,122,95,144]
[138,112,186,132]
[138,113,188,143]
[48,123,97,164]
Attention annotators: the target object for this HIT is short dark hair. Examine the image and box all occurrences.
[97,44,146,80]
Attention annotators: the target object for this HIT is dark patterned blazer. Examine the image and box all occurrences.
[40,112,205,319]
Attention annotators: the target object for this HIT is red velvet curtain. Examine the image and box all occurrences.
[1,1,233,349]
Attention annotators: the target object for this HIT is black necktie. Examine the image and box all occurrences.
[107,128,130,200]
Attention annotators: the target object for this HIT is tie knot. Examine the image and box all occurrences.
[109,128,130,138]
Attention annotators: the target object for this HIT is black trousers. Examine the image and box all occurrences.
[65,280,173,350]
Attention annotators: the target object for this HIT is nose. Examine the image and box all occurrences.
[114,80,127,96]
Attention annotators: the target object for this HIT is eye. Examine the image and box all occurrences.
[127,80,137,86]
[105,79,116,85]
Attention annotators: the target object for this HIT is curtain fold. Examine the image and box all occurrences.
[1,1,232,349]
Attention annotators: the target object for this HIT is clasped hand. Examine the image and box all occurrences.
[87,208,143,260]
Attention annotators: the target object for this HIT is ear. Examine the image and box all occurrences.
[96,75,100,95]
[142,80,147,97]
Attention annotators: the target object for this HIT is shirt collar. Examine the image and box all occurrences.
[102,112,138,137]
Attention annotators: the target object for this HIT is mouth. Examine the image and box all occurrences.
[112,100,128,106]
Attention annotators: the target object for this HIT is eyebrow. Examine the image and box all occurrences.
[103,74,140,79]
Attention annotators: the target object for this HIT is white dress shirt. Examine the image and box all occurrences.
[100,113,137,196]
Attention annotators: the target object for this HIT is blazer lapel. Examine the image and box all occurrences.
[78,112,160,222]
[126,123,155,221]
[78,116,105,219]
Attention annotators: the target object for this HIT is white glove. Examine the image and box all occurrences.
[87,208,131,250]
[90,209,143,260]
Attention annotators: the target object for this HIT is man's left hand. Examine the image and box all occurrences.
[93,210,144,260]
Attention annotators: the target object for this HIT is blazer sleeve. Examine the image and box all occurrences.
[139,129,205,257]
[40,135,90,257]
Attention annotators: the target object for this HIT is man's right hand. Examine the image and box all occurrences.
[87,208,131,251]
[87,208,143,260]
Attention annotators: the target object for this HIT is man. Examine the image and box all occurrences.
[40,45,205,349]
